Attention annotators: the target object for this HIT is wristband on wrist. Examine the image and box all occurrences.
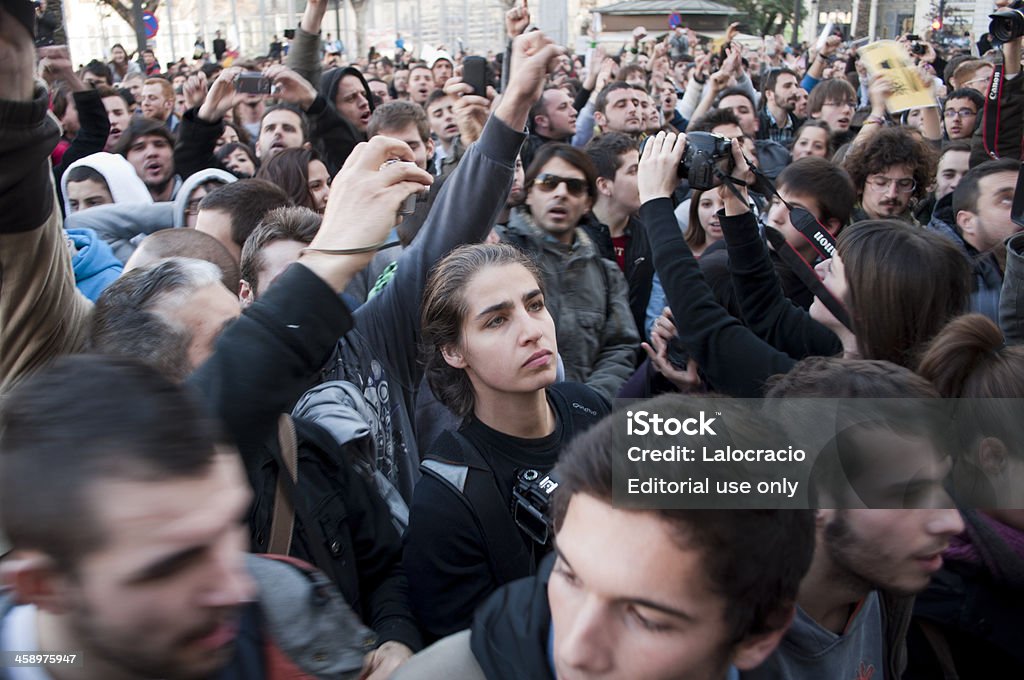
[302,239,391,255]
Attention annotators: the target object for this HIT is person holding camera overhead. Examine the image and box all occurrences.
[636,131,971,397]
[403,243,610,643]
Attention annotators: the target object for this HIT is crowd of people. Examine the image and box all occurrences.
[1,0,1024,676]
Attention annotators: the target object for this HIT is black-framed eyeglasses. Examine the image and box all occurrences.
[943,108,976,119]
[532,173,588,197]
[866,175,916,193]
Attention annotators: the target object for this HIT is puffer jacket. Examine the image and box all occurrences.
[498,209,639,402]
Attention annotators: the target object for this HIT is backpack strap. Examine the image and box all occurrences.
[548,382,611,433]
[421,430,535,585]
[266,415,336,580]
[269,414,298,556]
[916,621,960,680]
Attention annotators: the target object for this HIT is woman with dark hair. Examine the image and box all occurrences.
[643,188,723,338]
[790,120,833,161]
[107,43,141,84]
[404,243,609,642]
[214,120,252,153]
[255,147,330,212]
[684,188,724,257]
[636,131,970,397]
[216,142,258,179]
[905,313,1024,678]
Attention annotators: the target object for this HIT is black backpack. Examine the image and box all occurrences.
[419,383,608,585]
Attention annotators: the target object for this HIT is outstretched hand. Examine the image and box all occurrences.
[264,64,317,110]
[198,66,246,122]
[505,0,531,39]
[496,30,565,129]
[637,131,686,204]
[444,77,495,146]
[717,137,753,214]
[300,136,434,290]
[643,309,702,392]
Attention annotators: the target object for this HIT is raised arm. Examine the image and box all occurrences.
[189,137,433,450]
[354,30,563,395]
[0,12,91,393]
[715,143,842,358]
[637,132,796,397]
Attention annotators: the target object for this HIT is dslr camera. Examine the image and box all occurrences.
[642,131,736,191]
[512,469,559,545]
[990,0,1024,43]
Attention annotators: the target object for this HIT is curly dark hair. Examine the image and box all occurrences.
[841,126,937,201]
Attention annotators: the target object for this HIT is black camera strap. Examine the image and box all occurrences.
[715,164,854,333]
[764,228,854,331]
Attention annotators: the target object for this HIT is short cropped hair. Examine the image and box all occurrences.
[129,228,241,291]
[367,100,430,141]
[197,179,292,251]
[90,258,226,382]
[240,206,321,294]
[952,157,1020,217]
[144,77,173,101]
[952,60,991,88]
[776,157,855,226]
[688,108,741,133]
[425,89,451,109]
[0,355,221,573]
[807,78,856,116]
[260,103,310,144]
[549,394,816,644]
[943,87,983,111]
[585,132,638,181]
[594,81,636,115]
[714,86,755,110]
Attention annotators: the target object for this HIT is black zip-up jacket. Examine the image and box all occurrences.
[640,199,840,396]
[581,211,654,339]
[188,263,421,652]
[971,67,1024,167]
[470,555,556,680]
[173,105,225,180]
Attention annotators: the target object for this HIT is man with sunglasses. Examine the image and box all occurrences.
[499,144,640,403]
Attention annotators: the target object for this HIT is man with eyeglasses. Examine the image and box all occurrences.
[942,88,983,140]
[498,143,640,402]
[842,127,936,225]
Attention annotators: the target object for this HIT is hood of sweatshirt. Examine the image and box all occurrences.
[61,152,152,214]
[172,168,237,227]
[66,227,124,301]
[320,66,376,116]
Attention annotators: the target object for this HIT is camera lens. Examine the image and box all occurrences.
[989,8,1024,43]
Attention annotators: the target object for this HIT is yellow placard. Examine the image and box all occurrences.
[859,40,933,112]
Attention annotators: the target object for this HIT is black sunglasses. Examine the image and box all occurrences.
[532,173,589,197]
